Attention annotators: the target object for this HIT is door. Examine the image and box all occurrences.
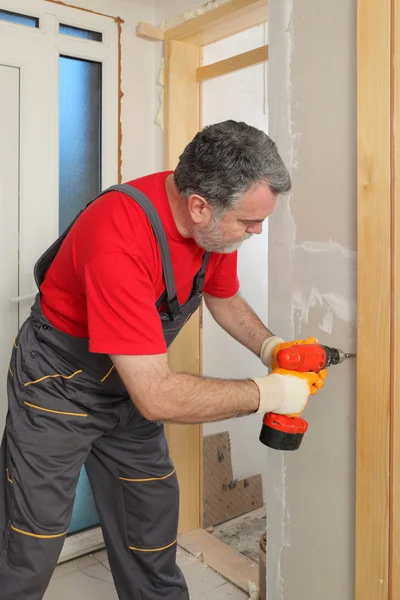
[0,65,19,432]
[0,32,58,431]
[0,1,118,548]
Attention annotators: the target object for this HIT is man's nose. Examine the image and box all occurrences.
[246,223,263,235]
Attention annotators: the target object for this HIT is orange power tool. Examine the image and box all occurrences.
[259,344,356,451]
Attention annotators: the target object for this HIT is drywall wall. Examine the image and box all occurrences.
[267,1,357,599]
[200,26,271,501]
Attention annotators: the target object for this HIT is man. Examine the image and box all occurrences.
[0,120,326,599]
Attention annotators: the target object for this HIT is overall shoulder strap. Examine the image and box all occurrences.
[34,207,87,287]
[191,252,211,296]
[101,184,181,318]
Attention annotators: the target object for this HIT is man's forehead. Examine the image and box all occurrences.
[235,183,276,216]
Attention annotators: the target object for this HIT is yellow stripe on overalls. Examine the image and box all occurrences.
[24,370,83,387]
[11,525,68,539]
[101,365,115,382]
[119,469,176,483]
[129,539,177,553]
[24,401,87,418]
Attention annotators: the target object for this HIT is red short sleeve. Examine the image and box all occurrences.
[203,252,240,298]
[82,253,167,355]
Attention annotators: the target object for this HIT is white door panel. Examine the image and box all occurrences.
[0,36,58,324]
[0,65,19,432]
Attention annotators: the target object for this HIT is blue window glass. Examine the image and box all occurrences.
[0,9,39,28]
[59,55,102,233]
[59,55,102,533]
[60,23,102,42]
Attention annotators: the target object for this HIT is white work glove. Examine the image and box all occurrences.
[252,368,325,415]
[259,336,285,369]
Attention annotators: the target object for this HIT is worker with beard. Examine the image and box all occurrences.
[0,120,326,600]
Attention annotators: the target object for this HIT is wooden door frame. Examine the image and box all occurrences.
[138,0,268,533]
[356,0,399,597]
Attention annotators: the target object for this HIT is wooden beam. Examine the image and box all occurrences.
[178,528,258,593]
[392,0,400,594]
[165,0,267,47]
[164,39,201,168]
[136,22,164,41]
[356,0,391,598]
[196,45,268,83]
[164,38,202,534]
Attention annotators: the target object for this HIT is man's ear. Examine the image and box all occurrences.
[187,194,212,224]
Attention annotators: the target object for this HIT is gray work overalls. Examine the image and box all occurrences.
[0,185,209,600]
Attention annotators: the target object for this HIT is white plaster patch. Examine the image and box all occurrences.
[291,240,356,336]
[296,239,355,260]
[160,0,229,31]
[320,308,334,334]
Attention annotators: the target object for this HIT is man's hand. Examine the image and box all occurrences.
[270,336,318,370]
[253,367,325,415]
[260,336,327,390]
[271,338,328,391]
[271,367,327,396]
[259,335,286,369]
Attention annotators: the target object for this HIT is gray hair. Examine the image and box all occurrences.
[174,120,291,213]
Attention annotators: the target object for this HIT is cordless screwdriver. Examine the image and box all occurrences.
[259,344,356,451]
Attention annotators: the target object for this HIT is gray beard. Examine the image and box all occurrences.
[193,217,252,254]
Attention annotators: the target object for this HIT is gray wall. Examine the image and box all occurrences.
[267,1,357,598]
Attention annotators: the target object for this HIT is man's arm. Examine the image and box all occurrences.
[112,353,259,423]
[111,353,320,424]
[203,292,274,356]
[203,293,327,384]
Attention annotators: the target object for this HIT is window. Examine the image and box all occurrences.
[0,9,39,28]
[59,56,102,233]
[59,23,102,42]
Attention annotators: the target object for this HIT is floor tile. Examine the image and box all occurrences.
[178,554,229,596]
[47,546,250,600]
[176,547,193,566]
[195,582,249,600]
[44,563,118,600]
[52,554,98,580]
[102,559,111,571]
[93,549,108,562]
[51,559,79,581]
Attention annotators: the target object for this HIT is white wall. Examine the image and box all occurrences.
[200,26,271,501]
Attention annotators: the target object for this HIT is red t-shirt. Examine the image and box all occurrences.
[40,171,239,355]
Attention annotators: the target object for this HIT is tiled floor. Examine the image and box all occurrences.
[43,547,249,600]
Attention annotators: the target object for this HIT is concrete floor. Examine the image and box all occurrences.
[212,507,266,564]
[44,547,249,600]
